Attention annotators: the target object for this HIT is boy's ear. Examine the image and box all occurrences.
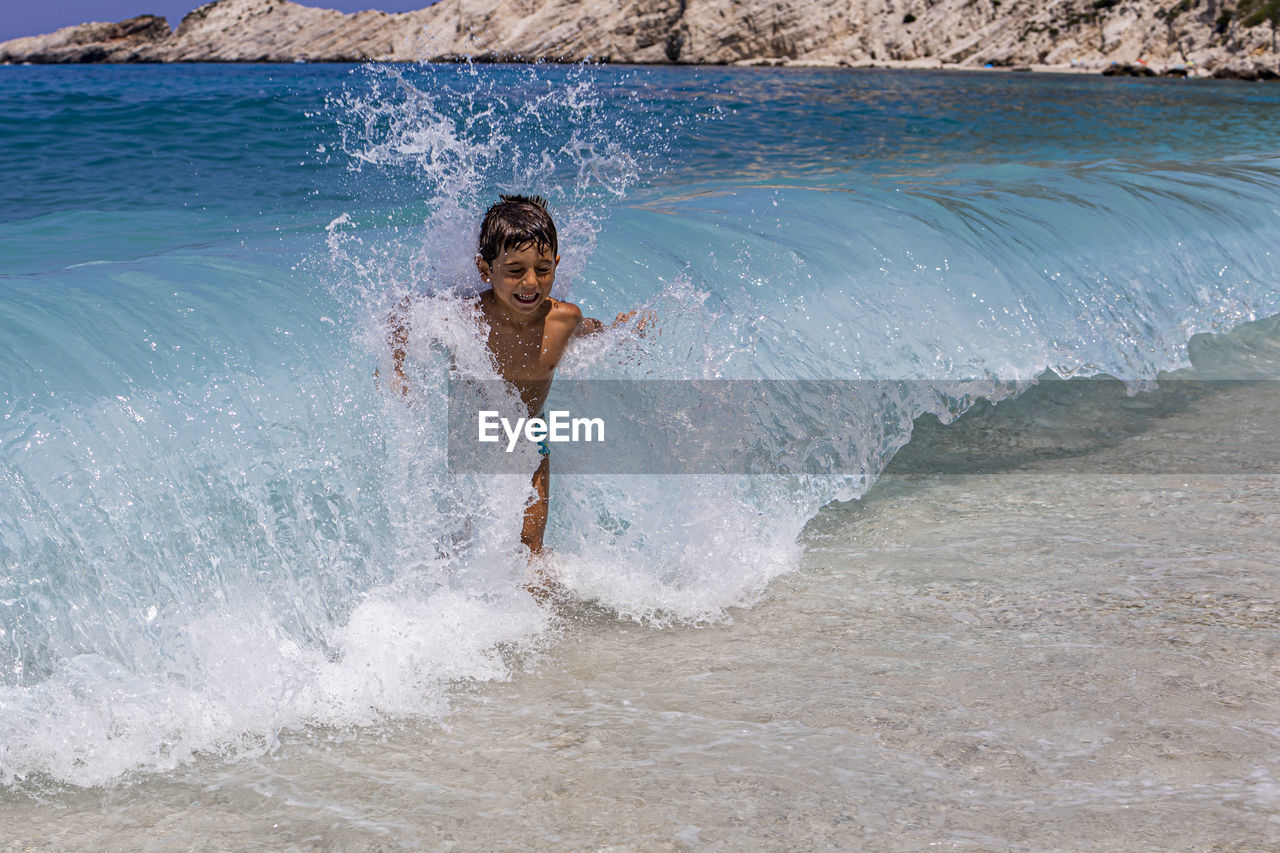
[476,255,491,281]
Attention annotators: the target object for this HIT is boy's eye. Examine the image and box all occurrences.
[494,263,553,279]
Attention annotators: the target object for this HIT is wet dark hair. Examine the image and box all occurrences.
[478,194,558,265]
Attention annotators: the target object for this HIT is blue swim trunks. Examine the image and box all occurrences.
[537,411,550,457]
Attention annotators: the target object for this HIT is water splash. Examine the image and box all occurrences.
[3,64,1280,788]
[324,62,687,311]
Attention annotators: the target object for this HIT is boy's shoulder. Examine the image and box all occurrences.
[546,297,582,322]
[544,298,586,340]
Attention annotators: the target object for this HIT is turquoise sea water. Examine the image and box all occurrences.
[2,63,1280,792]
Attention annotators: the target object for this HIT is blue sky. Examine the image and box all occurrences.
[2,1,438,43]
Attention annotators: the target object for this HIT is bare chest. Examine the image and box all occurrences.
[486,323,558,382]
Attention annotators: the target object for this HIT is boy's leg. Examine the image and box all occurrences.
[522,456,555,601]
[521,455,550,554]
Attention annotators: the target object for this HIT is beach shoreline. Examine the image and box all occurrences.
[0,57,1228,79]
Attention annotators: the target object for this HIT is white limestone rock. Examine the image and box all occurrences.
[1,0,1277,74]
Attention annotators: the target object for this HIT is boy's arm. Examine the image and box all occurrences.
[381,296,411,396]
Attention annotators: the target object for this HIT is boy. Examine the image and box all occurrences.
[389,195,638,574]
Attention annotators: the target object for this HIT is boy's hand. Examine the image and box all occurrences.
[375,366,411,399]
[575,310,655,337]
[389,369,410,398]
[613,310,655,336]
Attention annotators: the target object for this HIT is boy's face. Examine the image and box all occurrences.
[477,241,559,319]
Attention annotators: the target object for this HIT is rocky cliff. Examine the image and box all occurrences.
[2,0,1277,74]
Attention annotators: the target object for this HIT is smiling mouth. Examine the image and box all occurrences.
[512,292,540,306]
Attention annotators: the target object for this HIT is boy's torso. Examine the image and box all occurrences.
[477,292,580,415]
